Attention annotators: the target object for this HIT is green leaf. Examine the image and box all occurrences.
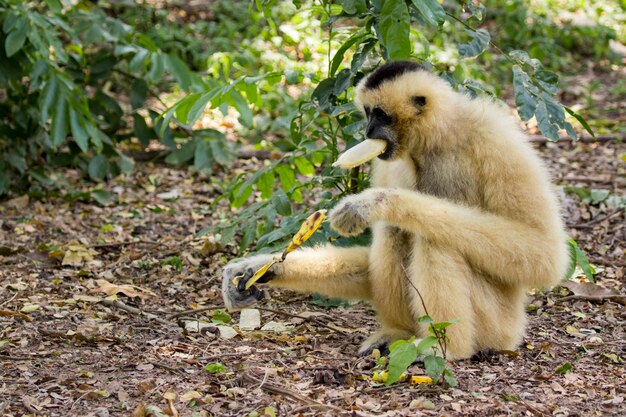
[44,0,62,13]
[204,363,225,373]
[210,310,232,324]
[208,139,233,167]
[387,340,417,385]
[133,113,153,147]
[443,368,458,387]
[165,54,193,90]
[458,29,490,58]
[187,87,222,125]
[535,69,558,94]
[330,32,368,77]
[271,189,291,215]
[6,151,26,173]
[69,108,89,152]
[340,0,367,14]
[165,141,196,165]
[175,93,202,125]
[229,89,253,128]
[294,156,315,176]
[130,79,148,110]
[555,362,573,375]
[232,183,252,208]
[91,189,115,205]
[257,170,275,199]
[311,78,336,112]
[193,139,212,171]
[119,154,135,173]
[5,20,28,57]
[351,39,376,72]
[40,78,58,124]
[379,0,411,60]
[574,244,596,283]
[423,355,446,381]
[410,0,446,26]
[88,155,110,181]
[50,94,68,148]
[565,237,578,279]
[415,336,438,354]
[275,164,297,193]
[535,100,560,141]
[565,107,595,138]
[148,53,165,82]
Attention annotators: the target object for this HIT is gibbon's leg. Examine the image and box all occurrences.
[222,245,372,310]
[407,239,477,360]
[358,223,418,355]
[330,188,568,288]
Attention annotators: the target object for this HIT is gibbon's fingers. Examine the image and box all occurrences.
[328,193,373,237]
[333,139,387,169]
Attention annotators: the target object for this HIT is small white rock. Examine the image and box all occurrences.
[239,308,261,331]
[216,325,238,339]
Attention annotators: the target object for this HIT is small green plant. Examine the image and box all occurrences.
[383,265,458,386]
[161,256,183,272]
[565,237,596,282]
[204,362,226,373]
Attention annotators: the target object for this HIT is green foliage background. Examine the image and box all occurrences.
[0,0,622,256]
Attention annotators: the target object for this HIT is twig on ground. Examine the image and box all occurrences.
[148,360,183,375]
[529,133,622,143]
[91,240,165,249]
[0,354,41,361]
[0,309,32,321]
[555,294,626,306]
[101,299,173,326]
[194,349,280,363]
[568,207,624,229]
[167,305,226,319]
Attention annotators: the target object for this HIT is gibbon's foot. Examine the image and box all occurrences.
[329,194,373,237]
[221,254,278,311]
[470,348,498,363]
[358,341,390,358]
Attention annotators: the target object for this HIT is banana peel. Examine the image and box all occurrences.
[234,209,327,290]
[332,139,387,169]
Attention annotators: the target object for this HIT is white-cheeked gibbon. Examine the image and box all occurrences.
[222,61,569,360]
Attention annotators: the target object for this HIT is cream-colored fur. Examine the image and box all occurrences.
[223,67,569,360]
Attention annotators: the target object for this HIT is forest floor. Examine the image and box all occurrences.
[1,68,625,416]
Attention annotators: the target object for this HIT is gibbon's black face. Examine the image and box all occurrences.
[363,105,395,159]
[358,61,429,161]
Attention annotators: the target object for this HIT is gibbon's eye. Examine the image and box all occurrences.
[412,96,427,107]
[372,107,393,125]
[364,106,371,117]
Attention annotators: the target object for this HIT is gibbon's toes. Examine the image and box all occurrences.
[329,202,369,237]
[358,342,390,358]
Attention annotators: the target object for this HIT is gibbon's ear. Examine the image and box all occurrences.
[412,96,427,108]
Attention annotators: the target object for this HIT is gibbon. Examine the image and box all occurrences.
[222,61,569,360]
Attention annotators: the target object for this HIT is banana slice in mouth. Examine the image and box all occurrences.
[332,139,388,169]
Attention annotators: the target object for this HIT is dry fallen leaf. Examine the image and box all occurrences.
[92,279,155,300]
[561,281,626,305]
[61,243,98,266]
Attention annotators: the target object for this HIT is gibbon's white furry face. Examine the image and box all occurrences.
[222,61,569,360]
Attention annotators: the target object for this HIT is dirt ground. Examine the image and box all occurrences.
[0,135,624,417]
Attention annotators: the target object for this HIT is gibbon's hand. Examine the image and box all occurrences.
[221,254,282,311]
[330,189,387,236]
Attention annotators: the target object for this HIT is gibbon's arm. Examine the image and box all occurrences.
[226,245,373,301]
[330,188,567,289]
